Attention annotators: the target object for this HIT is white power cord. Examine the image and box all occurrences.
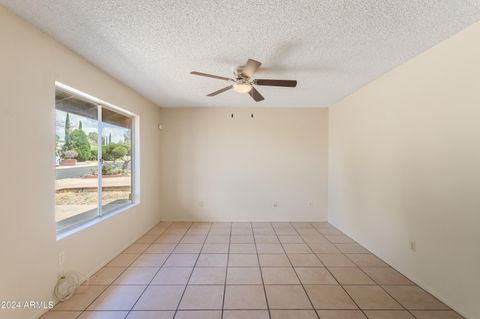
[53,272,81,302]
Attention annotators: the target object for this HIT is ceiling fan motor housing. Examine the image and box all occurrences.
[234,65,249,79]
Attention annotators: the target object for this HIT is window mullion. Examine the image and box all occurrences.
[97,105,103,217]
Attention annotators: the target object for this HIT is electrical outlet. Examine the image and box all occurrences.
[409,241,416,252]
[58,251,65,265]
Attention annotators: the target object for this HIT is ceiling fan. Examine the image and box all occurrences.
[190,59,297,102]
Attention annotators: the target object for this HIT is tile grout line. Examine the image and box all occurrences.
[318,223,418,316]
[75,222,172,318]
[173,222,213,318]
[333,238,450,317]
[275,223,320,319]
[124,221,189,318]
[354,282,416,315]
[220,222,232,319]
[119,222,190,317]
[298,222,369,318]
[48,221,462,319]
[351,259,419,316]
[252,222,272,319]
[314,222,443,317]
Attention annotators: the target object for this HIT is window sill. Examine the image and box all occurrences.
[56,201,139,241]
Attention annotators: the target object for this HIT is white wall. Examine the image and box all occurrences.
[159,107,329,222]
[328,22,480,319]
[0,7,162,319]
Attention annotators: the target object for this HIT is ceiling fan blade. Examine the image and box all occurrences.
[241,59,262,77]
[254,79,297,87]
[191,71,232,81]
[207,85,233,96]
[249,87,264,102]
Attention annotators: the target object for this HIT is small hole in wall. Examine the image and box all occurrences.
[251,113,254,118]
[231,113,234,118]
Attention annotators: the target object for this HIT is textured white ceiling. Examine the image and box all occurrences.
[2,1,480,107]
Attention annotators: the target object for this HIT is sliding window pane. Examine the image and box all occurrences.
[55,89,99,231]
[101,108,133,213]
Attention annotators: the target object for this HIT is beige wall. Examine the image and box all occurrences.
[0,7,162,319]
[328,22,480,318]
[158,107,329,222]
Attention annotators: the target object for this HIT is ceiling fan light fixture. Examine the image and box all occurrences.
[190,58,297,102]
[233,82,252,93]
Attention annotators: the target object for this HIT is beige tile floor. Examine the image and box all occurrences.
[42,222,463,319]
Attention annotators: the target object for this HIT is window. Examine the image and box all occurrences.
[55,83,138,236]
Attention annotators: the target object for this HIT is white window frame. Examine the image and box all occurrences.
[55,82,140,240]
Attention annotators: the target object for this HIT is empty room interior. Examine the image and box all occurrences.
[1,1,480,319]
